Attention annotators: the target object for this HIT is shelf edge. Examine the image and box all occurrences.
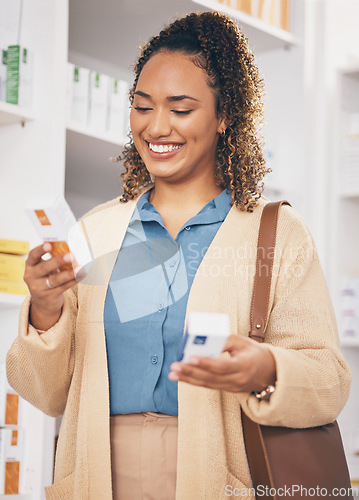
[191,0,298,46]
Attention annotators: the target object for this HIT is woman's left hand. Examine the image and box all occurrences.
[169,334,276,393]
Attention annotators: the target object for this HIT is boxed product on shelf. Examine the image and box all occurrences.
[0,48,6,102]
[0,239,29,256]
[108,78,129,140]
[89,71,110,132]
[6,45,33,108]
[0,363,21,427]
[0,428,23,494]
[0,281,28,296]
[340,277,359,339]
[213,0,290,30]
[341,112,359,191]
[69,65,90,125]
[0,253,26,283]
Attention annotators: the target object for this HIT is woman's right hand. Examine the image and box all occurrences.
[24,242,79,331]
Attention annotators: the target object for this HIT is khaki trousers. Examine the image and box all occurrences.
[110,412,178,500]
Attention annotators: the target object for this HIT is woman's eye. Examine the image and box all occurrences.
[172,110,192,115]
[134,106,152,112]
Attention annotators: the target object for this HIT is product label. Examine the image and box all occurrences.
[34,209,51,226]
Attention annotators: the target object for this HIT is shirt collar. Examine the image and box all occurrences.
[129,188,232,225]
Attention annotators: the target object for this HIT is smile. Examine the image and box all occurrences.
[147,142,183,153]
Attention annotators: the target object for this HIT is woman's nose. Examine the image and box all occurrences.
[147,109,172,138]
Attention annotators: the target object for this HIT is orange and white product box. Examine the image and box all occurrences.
[25,195,93,274]
[0,363,21,427]
[0,428,24,495]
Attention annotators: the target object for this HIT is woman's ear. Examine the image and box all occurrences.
[217,115,228,136]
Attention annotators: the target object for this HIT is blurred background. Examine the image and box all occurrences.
[0,0,359,497]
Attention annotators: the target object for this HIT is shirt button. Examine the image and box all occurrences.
[170,260,176,267]
[185,226,191,231]
[158,302,164,311]
[151,355,158,365]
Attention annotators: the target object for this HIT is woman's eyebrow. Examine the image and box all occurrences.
[167,95,199,102]
[133,90,199,102]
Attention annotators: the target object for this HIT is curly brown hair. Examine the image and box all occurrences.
[117,11,269,212]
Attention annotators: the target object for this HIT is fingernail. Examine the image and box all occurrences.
[43,243,51,251]
[63,253,72,263]
[170,363,182,372]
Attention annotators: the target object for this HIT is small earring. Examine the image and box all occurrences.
[220,129,226,137]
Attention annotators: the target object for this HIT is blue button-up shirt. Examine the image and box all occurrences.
[104,188,232,416]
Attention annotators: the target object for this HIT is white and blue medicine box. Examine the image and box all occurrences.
[177,312,230,363]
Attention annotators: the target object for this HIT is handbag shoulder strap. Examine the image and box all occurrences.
[249,200,291,343]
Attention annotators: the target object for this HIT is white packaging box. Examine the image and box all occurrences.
[25,195,93,274]
[6,45,33,108]
[108,78,129,141]
[0,0,21,48]
[0,428,24,494]
[66,62,75,122]
[0,48,6,101]
[89,71,110,133]
[177,312,230,362]
[70,66,90,125]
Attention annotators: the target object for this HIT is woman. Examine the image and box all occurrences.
[6,11,351,500]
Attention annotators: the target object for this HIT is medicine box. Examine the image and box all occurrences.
[0,254,26,283]
[70,66,90,125]
[177,312,230,362]
[89,71,110,132]
[0,239,30,256]
[6,45,33,108]
[0,48,7,102]
[0,363,21,427]
[108,78,129,140]
[0,428,23,494]
[25,195,92,272]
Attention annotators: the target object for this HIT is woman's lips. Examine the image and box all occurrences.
[145,141,184,159]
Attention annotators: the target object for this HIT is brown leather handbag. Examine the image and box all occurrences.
[241,200,353,500]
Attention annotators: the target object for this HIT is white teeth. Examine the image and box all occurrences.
[148,142,181,153]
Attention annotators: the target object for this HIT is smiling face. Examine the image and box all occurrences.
[130,51,226,187]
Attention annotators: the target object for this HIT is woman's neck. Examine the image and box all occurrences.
[149,178,223,213]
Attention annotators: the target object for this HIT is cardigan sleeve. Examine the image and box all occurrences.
[6,286,78,418]
[237,208,352,428]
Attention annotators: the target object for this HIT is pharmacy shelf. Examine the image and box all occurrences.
[191,0,298,52]
[340,337,359,348]
[66,121,124,147]
[0,292,25,308]
[0,101,34,127]
[339,190,359,200]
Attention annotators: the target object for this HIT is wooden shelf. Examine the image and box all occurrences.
[0,101,34,127]
[66,121,124,147]
[191,0,298,52]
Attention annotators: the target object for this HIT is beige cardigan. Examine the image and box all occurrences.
[6,192,351,499]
